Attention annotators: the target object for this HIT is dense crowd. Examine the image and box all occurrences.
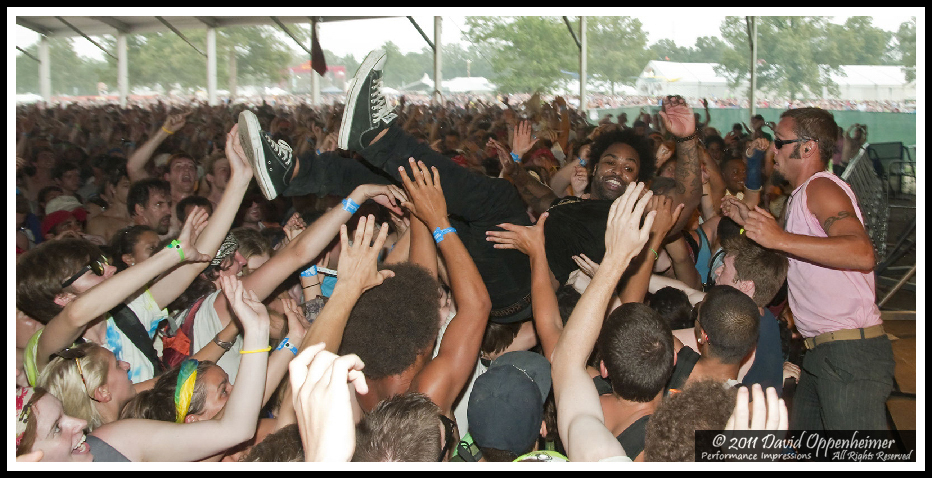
[15,48,893,465]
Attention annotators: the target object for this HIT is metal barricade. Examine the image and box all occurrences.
[840,147,888,265]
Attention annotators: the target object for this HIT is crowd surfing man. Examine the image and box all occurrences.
[237,49,702,329]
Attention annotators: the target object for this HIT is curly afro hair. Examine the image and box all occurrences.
[588,128,656,182]
[338,263,441,380]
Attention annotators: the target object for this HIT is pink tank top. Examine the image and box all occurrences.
[784,172,880,338]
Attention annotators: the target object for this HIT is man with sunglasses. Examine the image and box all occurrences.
[722,107,894,432]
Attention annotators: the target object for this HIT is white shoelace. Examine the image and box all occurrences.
[370,76,398,124]
[265,133,294,163]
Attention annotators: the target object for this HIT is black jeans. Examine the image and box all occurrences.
[285,126,534,322]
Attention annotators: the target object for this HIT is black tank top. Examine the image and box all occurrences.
[665,346,701,397]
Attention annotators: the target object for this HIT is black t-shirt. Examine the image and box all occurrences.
[544,197,614,284]
[664,346,701,397]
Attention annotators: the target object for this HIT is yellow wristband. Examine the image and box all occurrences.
[239,346,272,354]
[162,126,175,135]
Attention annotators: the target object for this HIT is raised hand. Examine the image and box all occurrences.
[175,206,212,263]
[488,137,517,178]
[658,95,697,139]
[570,166,589,197]
[225,123,254,185]
[163,111,192,134]
[352,183,407,217]
[280,296,309,343]
[511,120,535,158]
[219,274,270,333]
[604,182,656,265]
[721,195,750,226]
[571,252,600,278]
[335,214,394,295]
[289,343,367,462]
[398,158,449,229]
[648,194,686,239]
[485,211,549,257]
[724,384,788,432]
[743,206,785,250]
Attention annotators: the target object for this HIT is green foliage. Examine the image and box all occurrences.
[15,37,108,95]
[894,19,916,81]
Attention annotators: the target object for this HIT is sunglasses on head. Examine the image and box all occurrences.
[773,137,818,150]
[51,346,97,402]
[60,255,110,289]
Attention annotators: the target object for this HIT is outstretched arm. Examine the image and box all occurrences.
[490,122,559,214]
[297,214,393,354]
[92,275,271,463]
[659,96,703,237]
[552,182,655,462]
[147,124,254,310]
[401,159,492,413]
[126,111,190,183]
[37,208,212,372]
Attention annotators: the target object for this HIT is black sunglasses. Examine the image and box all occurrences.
[773,137,818,150]
[438,414,456,462]
[51,346,97,401]
[61,255,110,289]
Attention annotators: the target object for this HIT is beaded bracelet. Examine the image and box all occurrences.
[433,226,457,244]
[341,198,360,214]
[674,130,700,143]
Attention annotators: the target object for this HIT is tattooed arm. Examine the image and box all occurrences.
[742,177,875,271]
[659,96,703,237]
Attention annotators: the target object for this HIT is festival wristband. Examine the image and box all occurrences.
[275,338,298,356]
[341,198,360,214]
[162,126,175,135]
[166,239,185,261]
[300,265,318,278]
[239,346,273,354]
[433,227,457,244]
[578,157,587,167]
[649,248,659,260]
[510,152,521,163]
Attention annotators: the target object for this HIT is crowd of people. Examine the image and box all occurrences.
[15,48,894,465]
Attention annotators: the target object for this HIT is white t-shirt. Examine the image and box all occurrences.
[103,289,170,384]
[189,290,243,384]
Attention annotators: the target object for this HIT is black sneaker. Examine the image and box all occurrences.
[339,49,398,152]
[238,110,295,200]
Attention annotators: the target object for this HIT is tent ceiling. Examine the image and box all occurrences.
[15,16,394,38]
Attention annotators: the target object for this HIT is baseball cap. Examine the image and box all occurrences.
[467,351,552,456]
[41,210,82,238]
[45,195,87,222]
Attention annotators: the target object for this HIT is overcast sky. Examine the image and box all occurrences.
[12,8,921,62]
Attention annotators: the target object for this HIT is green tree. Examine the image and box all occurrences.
[822,17,894,65]
[586,17,651,94]
[895,18,916,81]
[16,37,107,95]
[465,16,576,94]
[717,16,843,100]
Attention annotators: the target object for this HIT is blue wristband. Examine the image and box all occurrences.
[510,152,521,163]
[341,198,360,214]
[432,227,457,244]
[300,265,318,278]
[275,338,298,356]
[578,157,587,167]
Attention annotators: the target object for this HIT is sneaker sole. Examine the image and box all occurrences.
[339,50,386,151]
[238,110,277,200]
